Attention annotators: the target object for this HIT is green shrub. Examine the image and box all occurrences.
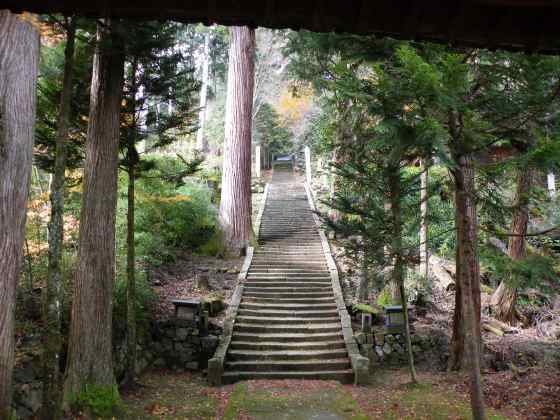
[376,287,393,306]
[116,156,219,266]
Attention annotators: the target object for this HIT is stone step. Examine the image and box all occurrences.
[237,308,339,318]
[257,242,323,251]
[231,332,344,344]
[242,290,334,299]
[244,287,332,294]
[253,251,325,255]
[242,296,336,304]
[236,315,340,325]
[239,302,337,311]
[233,323,341,334]
[222,369,353,384]
[227,348,348,361]
[245,277,331,283]
[244,282,331,288]
[229,340,346,351]
[254,247,323,251]
[248,268,330,274]
[250,263,327,268]
[251,255,324,260]
[224,358,351,372]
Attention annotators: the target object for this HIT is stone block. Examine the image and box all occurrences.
[375,346,384,359]
[374,333,385,346]
[208,358,223,386]
[352,355,370,385]
[186,361,199,370]
[174,342,186,352]
[355,332,366,344]
[201,335,219,354]
[394,343,404,354]
[382,343,392,355]
[176,328,189,340]
[152,358,166,368]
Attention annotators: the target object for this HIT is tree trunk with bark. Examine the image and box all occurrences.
[219,26,255,255]
[0,11,39,418]
[62,20,125,406]
[43,17,76,419]
[448,148,486,419]
[419,158,429,282]
[124,59,140,386]
[125,148,137,384]
[196,30,211,152]
[490,168,532,324]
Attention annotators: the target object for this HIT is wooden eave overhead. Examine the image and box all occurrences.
[5,0,560,53]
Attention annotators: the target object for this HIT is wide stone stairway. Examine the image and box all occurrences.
[222,162,353,383]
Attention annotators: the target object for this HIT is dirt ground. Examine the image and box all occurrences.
[122,364,560,419]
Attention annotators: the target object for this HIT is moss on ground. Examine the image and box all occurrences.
[222,380,368,420]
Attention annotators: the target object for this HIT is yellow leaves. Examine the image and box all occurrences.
[138,192,192,204]
[275,84,314,127]
[17,12,42,31]
[18,13,65,46]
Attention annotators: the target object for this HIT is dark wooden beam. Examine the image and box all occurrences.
[5,0,560,52]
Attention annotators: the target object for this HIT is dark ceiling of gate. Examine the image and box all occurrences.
[6,0,560,53]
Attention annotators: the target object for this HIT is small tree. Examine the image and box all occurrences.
[118,20,200,383]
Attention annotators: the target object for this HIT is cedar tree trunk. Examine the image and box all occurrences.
[125,147,137,383]
[219,26,255,255]
[490,168,532,324]
[0,11,39,417]
[43,17,76,419]
[124,59,139,385]
[196,30,211,152]
[419,158,429,282]
[449,150,486,419]
[62,20,125,404]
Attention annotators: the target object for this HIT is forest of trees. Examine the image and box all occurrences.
[1,7,560,420]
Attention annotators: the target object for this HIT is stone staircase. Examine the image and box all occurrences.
[221,162,354,383]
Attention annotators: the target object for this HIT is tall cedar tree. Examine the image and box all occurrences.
[42,16,76,419]
[219,26,255,255]
[62,19,125,405]
[0,11,40,417]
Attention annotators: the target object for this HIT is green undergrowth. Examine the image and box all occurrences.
[70,384,122,418]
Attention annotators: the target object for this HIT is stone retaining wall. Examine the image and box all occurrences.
[13,318,220,418]
[355,328,450,370]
